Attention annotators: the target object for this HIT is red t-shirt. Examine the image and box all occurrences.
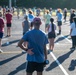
[5,13,12,23]
[0,17,5,32]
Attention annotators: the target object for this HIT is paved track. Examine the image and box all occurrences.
[0,15,76,75]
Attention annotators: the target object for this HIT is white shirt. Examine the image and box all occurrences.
[48,23,56,32]
[71,22,76,36]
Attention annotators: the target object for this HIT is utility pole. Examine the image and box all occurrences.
[14,0,16,7]
[9,0,12,10]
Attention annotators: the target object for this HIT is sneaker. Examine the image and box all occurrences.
[70,47,75,51]
[22,50,26,53]
[48,50,53,54]
[0,49,3,53]
[57,33,61,35]
[6,35,9,37]
[68,60,75,71]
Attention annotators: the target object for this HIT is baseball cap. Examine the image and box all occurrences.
[33,17,41,25]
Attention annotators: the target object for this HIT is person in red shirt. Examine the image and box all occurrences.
[5,10,12,37]
[0,12,5,53]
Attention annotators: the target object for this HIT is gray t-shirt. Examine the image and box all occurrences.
[23,20,29,33]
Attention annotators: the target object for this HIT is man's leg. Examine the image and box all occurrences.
[57,26,61,35]
[7,27,9,36]
[36,63,44,75]
[37,72,43,75]
[26,62,35,75]
[0,38,3,53]
[26,72,32,75]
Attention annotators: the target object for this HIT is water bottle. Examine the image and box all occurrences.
[43,60,49,67]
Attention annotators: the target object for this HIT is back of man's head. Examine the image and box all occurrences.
[33,17,41,26]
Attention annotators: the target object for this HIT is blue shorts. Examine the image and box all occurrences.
[26,61,44,73]
[0,32,3,38]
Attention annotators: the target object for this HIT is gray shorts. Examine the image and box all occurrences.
[57,21,62,26]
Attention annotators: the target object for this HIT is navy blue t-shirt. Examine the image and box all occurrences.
[22,29,48,63]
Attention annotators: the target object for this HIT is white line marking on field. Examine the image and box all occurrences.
[56,30,72,43]
[55,42,59,45]
[47,46,69,75]
[50,52,69,75]
[61,34,72,43]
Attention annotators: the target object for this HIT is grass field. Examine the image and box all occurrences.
[14,11,70,16]
[0,10,70,16]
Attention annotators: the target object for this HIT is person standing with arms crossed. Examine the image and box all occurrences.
[18,17,48,75]
[5,10,12,37]
[0,12,5,53]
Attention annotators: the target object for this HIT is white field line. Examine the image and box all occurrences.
[47,46,69,75]
[56,30,72,43]
[61,34,72,43]
[50,52,69,75]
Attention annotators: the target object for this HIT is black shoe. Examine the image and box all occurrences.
[6,35,9,37]
[68,60,75,71]
[57,33,61,35]
[70,47,75,51]
[48,50,53,54]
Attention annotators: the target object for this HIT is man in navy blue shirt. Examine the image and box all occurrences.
[18,17,48,75]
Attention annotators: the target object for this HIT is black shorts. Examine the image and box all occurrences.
[71,36,76,46]
[26,61,44,73]
[7,23,11,27]
[57,21,62,26]
[48,32,56,39]
[0,32,3,38]
[30,22,33,27]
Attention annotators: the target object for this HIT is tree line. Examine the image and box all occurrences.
[0,0,76,9]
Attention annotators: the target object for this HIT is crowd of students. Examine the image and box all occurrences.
[0,6,76,75]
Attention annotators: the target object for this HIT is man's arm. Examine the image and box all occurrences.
[18,39,34,55]
[44,45,47,60]
[18,39,28,51]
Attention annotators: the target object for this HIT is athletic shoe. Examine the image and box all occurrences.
[68,60,75,71]
[57,33,61,35]
[48,50,53,54]
[0,49,3,53]
[70,47,75,51]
